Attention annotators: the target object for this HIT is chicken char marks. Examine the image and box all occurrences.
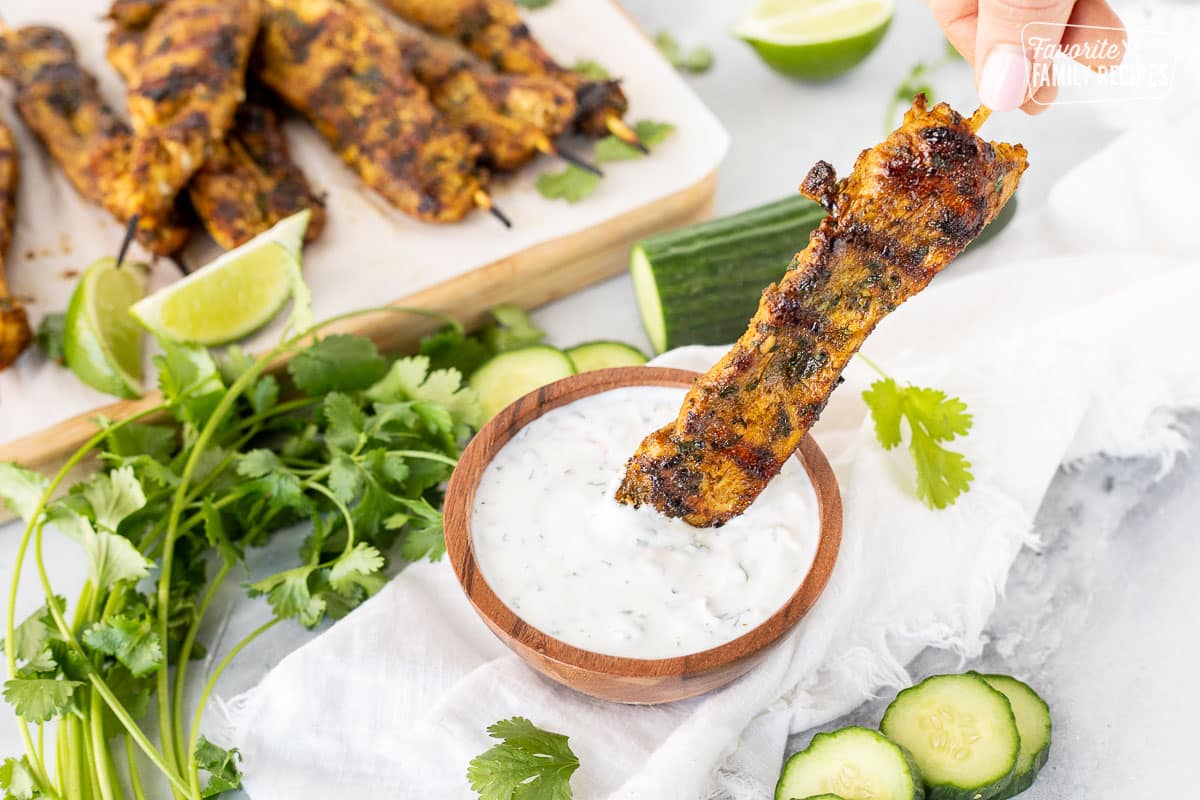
[616,97,1028,527]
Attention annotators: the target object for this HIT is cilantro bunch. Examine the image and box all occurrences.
[0,312,481,800]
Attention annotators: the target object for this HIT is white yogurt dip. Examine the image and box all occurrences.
[471,386,820,659]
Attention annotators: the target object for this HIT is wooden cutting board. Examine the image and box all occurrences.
[0,0,726,483]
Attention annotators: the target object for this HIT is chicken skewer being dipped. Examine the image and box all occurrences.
[0,121,32,369]
[107,3,327,249]
[376,0,645,151]
[115,0,262,223]
[616,98,1027,527]
[0,26,190,256]
[256,0,495,223]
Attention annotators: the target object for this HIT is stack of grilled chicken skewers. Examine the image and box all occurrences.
[0,0,646,366]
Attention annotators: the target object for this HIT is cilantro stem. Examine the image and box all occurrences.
[125,736,147,800]
[307,482,357,553]
[856,353,890,380]
[386,450,459,467]
[80,707,107,800]
[186,617,281,797]
[170,561,232,770]
[89,689,117,800]
[3,404,166,798]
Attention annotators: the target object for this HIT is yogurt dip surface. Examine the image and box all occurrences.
[471,385,820,659]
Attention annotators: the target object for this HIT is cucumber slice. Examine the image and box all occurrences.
[775,726,924,800]
[978,674,1051,798]
[469,345,576,421]
[564,340,648,372]
[880,674,1018,800]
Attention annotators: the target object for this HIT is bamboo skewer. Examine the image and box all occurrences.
[473,189,512,228]
[114,214,139,268]
[546,143,603,177]
[605,115,649,155]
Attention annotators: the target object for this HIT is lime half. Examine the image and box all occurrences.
[736,0,894,81]
[131,210,310,345]
[64,258,148,399]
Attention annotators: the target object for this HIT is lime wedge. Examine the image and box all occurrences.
[736,0,894,81]
[63,258,148,399]
[131,210,310,345]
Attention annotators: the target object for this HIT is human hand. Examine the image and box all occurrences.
[928,0,1126,114]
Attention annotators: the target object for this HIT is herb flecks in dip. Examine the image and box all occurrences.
[471,386,819,659]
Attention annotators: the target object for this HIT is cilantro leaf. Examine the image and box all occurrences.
[388,497,446,562]
[6,599,64,668]
[195,736,243,798]
[328,543,385,597]
[3,678,82,723]
[862,375,975,509]
[0,756,41,800]
[248,567,325,628]
[535,165,600,204]
[82,466,147,531]
[155,340,225,429]
[594,119,676,163]
[366,356,481,434]
[50,502,152,590]
[100,419,176,463]
[419,325,492,377]
[35,312,66,365]
[323,393,367,452]
[328,452,365,505]
[654,31,713,74]
[0,462,49,523]
[514,0,553,8]
[288,334,388,396]
[467,717,580,800]
[82,616,163,677]
[481,305,545,354]
[570,59,610,80]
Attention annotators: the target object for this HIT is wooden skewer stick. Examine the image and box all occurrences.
[542,143,603,177]
[605,114,649,155]
[115,215,139,268]
[969,105,992,132]
[473,189,512,229]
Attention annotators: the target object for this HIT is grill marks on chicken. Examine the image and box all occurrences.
[107,3,326,249]
[360,7,576,171]
[2,26,190,256]
[257,0,483,222]
[616,98,1028,527]
[377,0,628,136]
[118,0,261,221]
[0,122,32,370]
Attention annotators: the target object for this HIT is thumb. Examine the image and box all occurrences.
[974,0,1074,111]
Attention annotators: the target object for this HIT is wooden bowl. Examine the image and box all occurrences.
[443,366,842,704]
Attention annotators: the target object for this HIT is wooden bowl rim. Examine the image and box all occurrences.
[443,366,842,679]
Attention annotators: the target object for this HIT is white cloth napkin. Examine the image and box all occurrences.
[230,99,1200,800]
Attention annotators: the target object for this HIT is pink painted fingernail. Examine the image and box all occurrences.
[978,45,1030,112]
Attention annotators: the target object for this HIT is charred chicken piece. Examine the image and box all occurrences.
[616,98,1028,527]
[355,4,575,171]
[1,26,190,256]
[257,0,484,222]
[377,0,628,137]
[119,0,261,220]
[107,5,325,249]
[0,122,32,370]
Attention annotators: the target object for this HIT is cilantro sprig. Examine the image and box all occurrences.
[860,356,975,509]
[468,717,580,800]
[0,303,483,800]
[536,119,676,204]
[654,31,714,74]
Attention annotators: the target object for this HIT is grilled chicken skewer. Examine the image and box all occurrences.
[354,4,585,173]
[0,26,190,256]
[376,0,643,150]
[117,0,261,221]
[108,7,326,249]
[0,121,32,369]
[256,0,491,223]
[617,97,1028,527]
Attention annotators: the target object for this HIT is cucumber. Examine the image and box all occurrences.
[775,726,924,800]
[469,345,576,421]
[977,674,1051,798]
[630,195,825,353]
[564,340,648,372]
[880,674,1019,800]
